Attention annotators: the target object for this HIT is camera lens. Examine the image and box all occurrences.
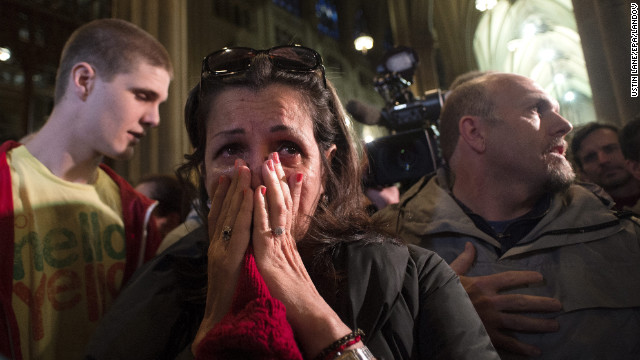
[366,129,438,186]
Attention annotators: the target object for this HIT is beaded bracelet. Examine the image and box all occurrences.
[313,329,365,360]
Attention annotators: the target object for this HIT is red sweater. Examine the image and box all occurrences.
[196,247,303,360]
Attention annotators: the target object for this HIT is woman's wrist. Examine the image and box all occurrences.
[287,301,352,358]
[312,329,365,360]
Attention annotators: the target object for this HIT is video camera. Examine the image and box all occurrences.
[347,46,444,187]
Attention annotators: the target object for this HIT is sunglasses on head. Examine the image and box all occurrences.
[200,44,327,88]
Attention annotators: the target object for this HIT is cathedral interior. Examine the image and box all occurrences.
[0,0,637,183]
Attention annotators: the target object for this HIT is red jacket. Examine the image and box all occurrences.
[0,140,161,359]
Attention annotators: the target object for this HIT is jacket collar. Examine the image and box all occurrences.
[397,168,625,258]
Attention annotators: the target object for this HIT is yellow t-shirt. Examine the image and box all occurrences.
[8,146,125,360]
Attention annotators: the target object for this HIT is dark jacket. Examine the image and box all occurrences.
[85,226,498,359]
[375,168,640,359]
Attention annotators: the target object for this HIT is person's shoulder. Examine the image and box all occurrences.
[159,225,208,258]
[567,181,615,208]
[99,163,155,206]
[0,140,21,154]
[340,234,407,264]
[373,172,439,220]
[550,183,640,236]
[341,237,449,274]
[406,244,453,273]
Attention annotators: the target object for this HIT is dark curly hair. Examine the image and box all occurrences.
[569,122,620,170]
[620,115,640,162]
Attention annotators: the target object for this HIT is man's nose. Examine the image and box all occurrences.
[597,151,611,164]
[550,112,573,138]
[142,106,161,127]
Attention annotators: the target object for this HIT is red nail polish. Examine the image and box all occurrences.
[261,187,267,195]
[273,152,280,164]
[296,173,304,183]
[267,160,274,171]
[219,175,224,184]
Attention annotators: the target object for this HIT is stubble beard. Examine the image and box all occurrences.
[598,168,632,191]
[542,153,575,193]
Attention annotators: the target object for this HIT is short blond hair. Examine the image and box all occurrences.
[439,74,496,163]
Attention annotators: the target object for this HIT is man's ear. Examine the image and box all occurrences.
[458,115,486,153]
[626,159,640,181]
[70,62,96,101]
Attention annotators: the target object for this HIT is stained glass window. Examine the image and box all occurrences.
[272,0,301,16]
[316,0,339,39]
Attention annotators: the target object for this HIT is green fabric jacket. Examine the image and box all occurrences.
[375,168,640,359]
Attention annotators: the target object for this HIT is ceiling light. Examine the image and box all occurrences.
[476,0,498,12]
[0,47,11,62]
[540,48,556,62]
[354,34,374,54]
[564,91,575,102]
[522,23,538,39]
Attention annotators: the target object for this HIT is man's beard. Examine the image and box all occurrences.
[542,153,575,193]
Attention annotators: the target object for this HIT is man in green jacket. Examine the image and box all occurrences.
[375,72,640,359]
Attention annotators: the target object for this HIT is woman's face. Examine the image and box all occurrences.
[204,84,333,237]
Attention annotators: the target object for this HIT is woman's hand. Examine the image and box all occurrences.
[252,153,353,358]
[192,159,253,354]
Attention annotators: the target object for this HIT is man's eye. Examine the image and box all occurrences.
[528,106,541,117]
[135,92,149,101]
[603,144,620,154]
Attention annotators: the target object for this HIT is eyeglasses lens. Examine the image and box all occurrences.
[269,47,319,70]
[206,48,256,75]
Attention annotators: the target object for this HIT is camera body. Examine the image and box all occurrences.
[364,47,444,187]
[365,128,439,187]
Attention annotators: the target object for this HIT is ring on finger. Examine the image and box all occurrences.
[221,226,232,242]
[272,227,285,236]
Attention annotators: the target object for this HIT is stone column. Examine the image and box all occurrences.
[573,0,640,126]
[387,0,439,94]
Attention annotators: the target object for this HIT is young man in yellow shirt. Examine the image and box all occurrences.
[0,18,172,360]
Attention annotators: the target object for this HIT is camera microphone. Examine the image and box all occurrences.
[346,100,383,126]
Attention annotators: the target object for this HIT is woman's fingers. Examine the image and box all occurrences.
[223,165,253,254]
[207,175,230,239]
[262,155,289,235]
[253,185,271,243]
[208,159,245,240]
[194,184,253,354]
[272,153,292,211]
[201,161,253,326]
[226,186,253,257]
[289,173,303,238]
